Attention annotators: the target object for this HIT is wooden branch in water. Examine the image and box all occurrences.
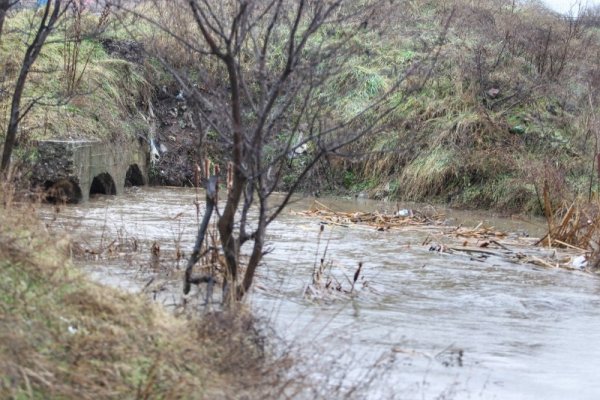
[490,240,511,251]
[188,275,215,285]
[184,175,218,295]
[447,246,503,256]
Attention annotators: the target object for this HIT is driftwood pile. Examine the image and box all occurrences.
[293,201,445,230]
[295,202,593,278]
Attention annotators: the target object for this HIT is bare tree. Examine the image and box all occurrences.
[0,0,72,174]
[112,0,441,302]
[0,1,19,43]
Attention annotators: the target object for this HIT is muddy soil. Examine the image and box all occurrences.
[100,39,331,191]
[150,95,205,186]
[100,38,222,186]
[149,93,334,192]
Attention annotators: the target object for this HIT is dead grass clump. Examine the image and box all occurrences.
[396,147,460,200]
[195,309,267,372]
[534,182,600,271]
[537,196,600,252]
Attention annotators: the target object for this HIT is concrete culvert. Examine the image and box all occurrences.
[90,173,116,196]
[43,179,82,204]
[125,164,144,187]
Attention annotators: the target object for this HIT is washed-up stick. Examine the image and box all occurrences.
[447,246,505,257]
[184,175,218,295]
[552,239,586,252]
[529,256,557,269]
[490,239,511,251]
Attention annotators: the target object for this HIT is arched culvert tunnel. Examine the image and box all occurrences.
[125,164,144,187]
[90,172,116,196]
[43,179,83,203]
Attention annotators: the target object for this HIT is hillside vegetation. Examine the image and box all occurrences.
[0,9,151,168]
[126,0,600,213]
[326,0,600,213]
[1,1,599,212]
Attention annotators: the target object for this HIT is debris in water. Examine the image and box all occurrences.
[396,209,413,217]
[572,255,588,270]
[293,201,444,230]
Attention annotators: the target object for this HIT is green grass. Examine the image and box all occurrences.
[320,0,600,213]
[0,10,151,146]
[396,147,459,199]
[457,175,540,212]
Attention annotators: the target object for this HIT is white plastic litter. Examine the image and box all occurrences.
[572,255,588,270]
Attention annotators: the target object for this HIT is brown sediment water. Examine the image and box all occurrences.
[40,187,600,399]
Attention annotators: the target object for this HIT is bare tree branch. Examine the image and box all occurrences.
[1,0,72,174]
[122,0,446,302]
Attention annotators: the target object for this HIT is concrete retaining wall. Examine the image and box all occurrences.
[33,139,148,202]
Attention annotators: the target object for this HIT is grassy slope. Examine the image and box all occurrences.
[317,0,600,213]
[0,11,150,151]
[0,206,196,398]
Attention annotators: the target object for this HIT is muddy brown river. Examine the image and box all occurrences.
[41,187,600,399]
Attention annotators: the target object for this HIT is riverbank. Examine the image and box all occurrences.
[34,186,600,399]
[137,0,600,214]
[0,199,292,398]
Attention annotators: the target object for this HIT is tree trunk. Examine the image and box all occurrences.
[1,0,61,174]
[239,193,267,298]
[217,54,246,300]
[0,0,16,43]
[0,1,8,43]
[184,175,218,295]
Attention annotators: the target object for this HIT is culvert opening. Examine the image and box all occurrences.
[125,164,144,187]
[43,179,82,204]
[90,173,116,196]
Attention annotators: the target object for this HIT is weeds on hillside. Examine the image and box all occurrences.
[0,4,151,166]
[333,0,600,212]
[62,2,112,96]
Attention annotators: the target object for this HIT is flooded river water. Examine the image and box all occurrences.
[41,187,600,399]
